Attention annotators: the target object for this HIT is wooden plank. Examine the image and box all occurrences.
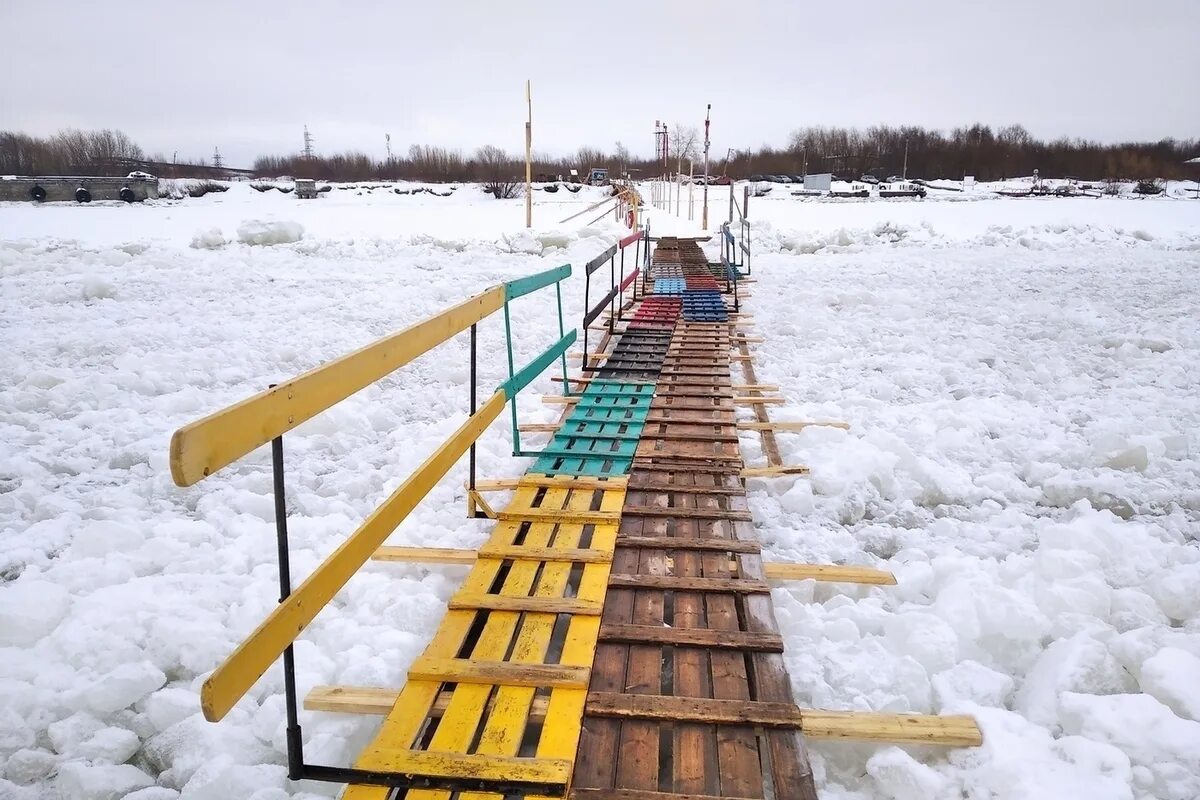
[170,285,506,486]
[305,684,398,715]
[372,546,476,565]
[456,486,592,800]
[586,693,800,727]
[572,529,641,791]
[740,465,810,478]
[495,508,621,525]
[732,383,776,391]
[737,421,849,432]
[572,790,763,800]
[616,535,758,553]
[621,505,753,521]
[671,508,717,796]
[733,396,785,405]
[302,684,563,722]
[599,623,783,652]
[467,474,629,491]
[447,593,603,615]
[200,391,508,723]
[700,510,764,799]
[615,541,665,791]
[800,711,983,746]
[607,575,769,593]
[764,563,897,585]
[406,487,559,800]
[365,749,571,787]
[519,422,561,433]
[625,483,744,496]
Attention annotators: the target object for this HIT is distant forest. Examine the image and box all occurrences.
[2,124,1197,183]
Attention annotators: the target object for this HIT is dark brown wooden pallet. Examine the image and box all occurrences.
[574,238,818,800]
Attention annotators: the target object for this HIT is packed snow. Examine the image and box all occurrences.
[1,184,1198,800]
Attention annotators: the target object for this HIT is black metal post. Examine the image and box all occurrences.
[582,271,590,359]
[468,323,477,490]
[618,248,625,321]
[608,255,615,336]
[270,425,304,780]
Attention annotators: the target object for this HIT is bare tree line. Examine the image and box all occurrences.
[4,125,1196,184]
[766,124,1198,182]
[1,129,145,176]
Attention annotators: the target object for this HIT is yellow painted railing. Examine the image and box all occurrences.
[169,266,573,723]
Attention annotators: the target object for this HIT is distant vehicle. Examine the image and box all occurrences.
[587,167,610,186]
[126,170,155,180]
[860,174,881,185]
[749,174,765,182]
[830,182,870,198]
[775,175,792,183]
[790,175,806,183]
[878,181,926,198]
[711,175,732,185]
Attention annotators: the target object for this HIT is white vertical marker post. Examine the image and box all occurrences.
[525,80,532,229]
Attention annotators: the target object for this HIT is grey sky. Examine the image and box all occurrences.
[3,0,1197,167]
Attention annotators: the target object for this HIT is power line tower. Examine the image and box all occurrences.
[213,147,223,170]
[302,126,315,160]
[385,133,393,162]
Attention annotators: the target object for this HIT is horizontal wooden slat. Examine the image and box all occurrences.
[372,546,476,565]
[741,465,810,478]
[305,684,397,715]
[737,421,849,432]
[447,593,603,615]
[495,508,620,525]
[408,656,589,688]
[586,692,800,726]
[800,710,983,746]
[572,789,761,800]
[764,563,896,585]
[305,684,553,720]
[625,482,743,496]
[371,544,613,566]
[583,694,983,745]
[365,749,571,787]
[607,575,770,593]
[599,624,783,652]
[621,505,753,521]
[615,535,760,553]
[733,396,785,405]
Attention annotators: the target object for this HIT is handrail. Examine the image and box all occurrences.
[201,391,506,722]
[174,263,575,722]
[170,287,505,487]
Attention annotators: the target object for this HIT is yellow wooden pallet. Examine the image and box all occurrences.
[344,475,626,799]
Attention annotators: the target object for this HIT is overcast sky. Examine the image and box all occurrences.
[3,0,1197,166]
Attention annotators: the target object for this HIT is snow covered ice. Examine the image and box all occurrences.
[1,185,1199,799]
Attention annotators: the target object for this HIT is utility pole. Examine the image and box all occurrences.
[701,104,711,230]
[525,80,532,228]
[903,140,909,180]
[302,126,315,160]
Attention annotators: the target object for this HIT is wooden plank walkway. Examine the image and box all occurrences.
[325,234,978,800]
